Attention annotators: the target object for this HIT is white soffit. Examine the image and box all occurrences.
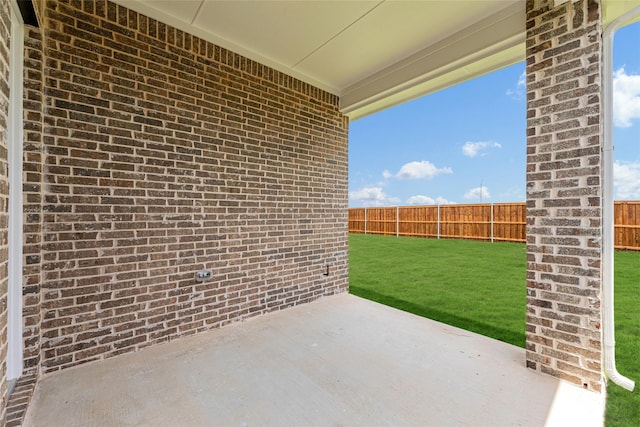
[603,0,640,27]
[295,1,518,89]
[192,1,381,69]
[111,0,637,121]
[339,1,525,118]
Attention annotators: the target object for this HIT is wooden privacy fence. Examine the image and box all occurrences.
[615,201,640,250]
[349,201,640,250]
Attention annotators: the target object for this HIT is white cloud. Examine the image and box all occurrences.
[462,141,502,158]
[506,70,526,99]
[407,195,454,205]
[394,160,452,180]
[614,160,640,199]
[463,186,491,201]
[349,186,400,207]
[435,196,454,205]
[497,187,526,202]
[382,170,393,179]
[407,195,435,205]
[613,68,640,128]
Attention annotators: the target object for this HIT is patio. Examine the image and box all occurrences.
[24,293,603,427]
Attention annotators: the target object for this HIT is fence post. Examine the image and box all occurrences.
[364,208,367,235]
[490,203,494,243]
[437,204,440,239]
[396,206,399,237]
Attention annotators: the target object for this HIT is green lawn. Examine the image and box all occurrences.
[605,250,640,427]
[348,233,639,426]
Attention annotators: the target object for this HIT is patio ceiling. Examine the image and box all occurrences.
[114,0,639,120]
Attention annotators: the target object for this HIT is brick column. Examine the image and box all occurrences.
[22,25,44,377]
[525,0,604,392]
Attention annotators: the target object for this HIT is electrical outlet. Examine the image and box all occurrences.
[195,269,212,282]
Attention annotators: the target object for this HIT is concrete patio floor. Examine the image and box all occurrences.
[24,293,604,426]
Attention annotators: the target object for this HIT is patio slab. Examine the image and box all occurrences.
[24,293,604,426]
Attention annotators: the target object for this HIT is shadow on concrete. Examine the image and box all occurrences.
[350,286,525,348]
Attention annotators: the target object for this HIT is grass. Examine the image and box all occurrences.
[605,250,640,426]
[348,234,527,346]
[348,233,639,426]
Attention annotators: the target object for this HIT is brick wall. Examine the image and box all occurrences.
[37,0,348,373]
[525,0,603,392]
[22,24,43,377]
[0,0,11,422]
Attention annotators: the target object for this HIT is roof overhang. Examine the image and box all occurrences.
[113,0,639,121]
[339,2,525,119]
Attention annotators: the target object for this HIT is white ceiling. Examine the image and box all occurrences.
[113,0,639,120]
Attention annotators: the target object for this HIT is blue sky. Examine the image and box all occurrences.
[348,22,640,207]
